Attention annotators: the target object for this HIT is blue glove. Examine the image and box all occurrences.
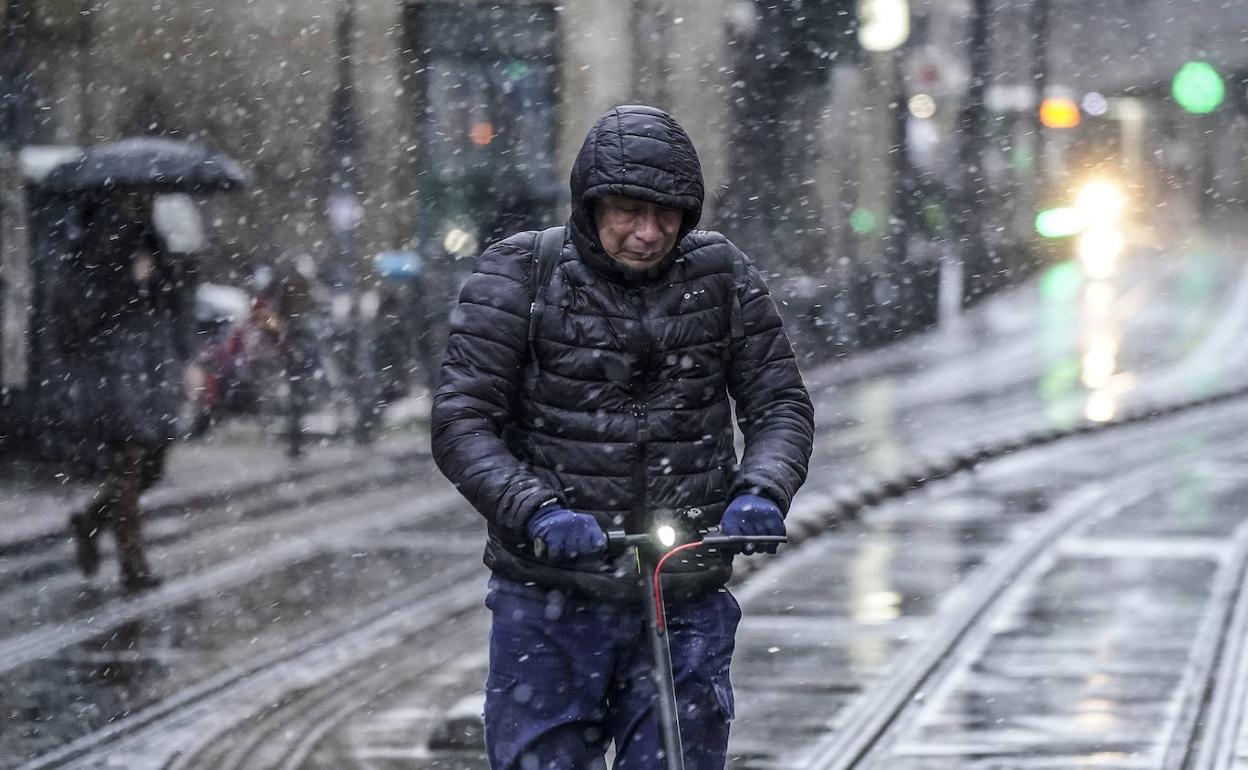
[527,506,607,562]
[720,494,785,554]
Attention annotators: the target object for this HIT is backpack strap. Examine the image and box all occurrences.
[527,225,565,356]
[729,252,746,342]
[722,251,748,374]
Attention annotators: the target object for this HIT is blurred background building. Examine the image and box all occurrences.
[2,0,1248,383]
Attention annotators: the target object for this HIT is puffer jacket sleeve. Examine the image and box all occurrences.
[726,251,816,513]
[431,233,560,538]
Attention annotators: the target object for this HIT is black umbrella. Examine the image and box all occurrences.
[41,137,248,194]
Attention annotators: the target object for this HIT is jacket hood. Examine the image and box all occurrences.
[568,105,705,283]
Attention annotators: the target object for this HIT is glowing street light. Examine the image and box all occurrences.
[1039,96,1080,129]
[1074,179,1127,225]
[908,93,936,119]
[1081,92,1109,116]
[857,0,909,52]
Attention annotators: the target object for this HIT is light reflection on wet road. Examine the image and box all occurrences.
[813,243,1242,482]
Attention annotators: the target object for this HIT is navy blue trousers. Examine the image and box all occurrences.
[483,577,741,770]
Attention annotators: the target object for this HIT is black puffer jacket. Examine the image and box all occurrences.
[432,105,814,602]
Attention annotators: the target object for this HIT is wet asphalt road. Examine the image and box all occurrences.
[753,404,1248,770]
[7,232,1248,769]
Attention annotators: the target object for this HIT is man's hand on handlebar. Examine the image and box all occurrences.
[528,499,788,561]
[720,494,785,554]
[527,506,608,562]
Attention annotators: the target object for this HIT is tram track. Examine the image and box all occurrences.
[787,467,1168,770]
[168,602,489,770]
[0,446,424,594]
[21,561,486,770]
[0,480,462,675]
[1183,521,1248,770]
[782,411,1248,770]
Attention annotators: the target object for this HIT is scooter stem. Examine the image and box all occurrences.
[635,544,687,770]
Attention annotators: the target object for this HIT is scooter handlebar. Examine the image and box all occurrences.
[699,534,788,549]
[605,531,652,552]
[530,532,645,560]
[531,533,618,560]
[606,528,787,555]
[533,528,787,560]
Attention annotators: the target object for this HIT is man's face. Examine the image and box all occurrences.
[596,195,683,272]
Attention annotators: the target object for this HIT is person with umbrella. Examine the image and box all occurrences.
[45,138,246,592]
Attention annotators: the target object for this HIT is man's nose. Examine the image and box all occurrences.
[634,210,663,243]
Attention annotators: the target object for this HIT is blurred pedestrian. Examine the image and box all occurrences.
[432,106,815,769]
[57,189,192,592]
[268,264,318,457]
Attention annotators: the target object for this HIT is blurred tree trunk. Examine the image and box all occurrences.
[0,0,34,150]
[0,148,30,388]
[953,0,992,304]
[0,0,34,388]
[1030,0,1050,191]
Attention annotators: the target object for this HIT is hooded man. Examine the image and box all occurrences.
[432,105,815,769]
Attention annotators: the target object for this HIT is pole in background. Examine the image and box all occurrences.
[857,0,910,343]
[1030,0,1051,192]
[325,0,375,446]
[0,0,33,151]
[0,0,34,393]
[952,0,991,304]
[74,0,94,143]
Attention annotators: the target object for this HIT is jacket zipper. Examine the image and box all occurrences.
[632,289,652,527]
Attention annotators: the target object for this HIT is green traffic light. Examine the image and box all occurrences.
[1035,207,1082,238]
[1173,61,1225,114]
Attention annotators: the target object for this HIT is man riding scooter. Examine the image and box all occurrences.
[432,105,815,769]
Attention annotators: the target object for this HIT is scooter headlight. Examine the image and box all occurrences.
[655,524,677,549]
